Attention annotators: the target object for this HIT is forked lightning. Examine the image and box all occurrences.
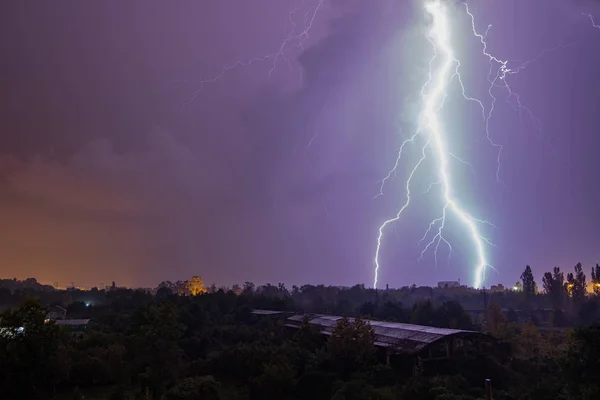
[374,0,495,289]
[184,0,324,106]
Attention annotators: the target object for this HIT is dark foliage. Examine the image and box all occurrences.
[0,273,599,399]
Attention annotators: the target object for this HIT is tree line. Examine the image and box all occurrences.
[517,263,600,325]
[1,275,600,399]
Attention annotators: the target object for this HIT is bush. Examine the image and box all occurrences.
[162,376,220,400]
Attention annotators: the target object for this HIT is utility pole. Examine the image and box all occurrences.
[485,379,493,400]
[483,288,488,329]
[483,287,488,309]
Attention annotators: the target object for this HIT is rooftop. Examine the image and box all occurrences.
[284,313,486,355]
[251,309,285,316]
[54,319,90,326]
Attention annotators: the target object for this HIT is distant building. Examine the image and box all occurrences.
[54,319,89,336]
[490,284,505,292]
[437,281,460,289]
[251,309,285,316]
[45,305,67,321]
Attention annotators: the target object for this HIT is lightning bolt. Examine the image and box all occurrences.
[584,13,600,29]
[462,3,575,182]
[184,0,324,106]
[374,0,495,289]
[373,0,575,289]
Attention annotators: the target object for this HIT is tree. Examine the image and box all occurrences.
[542,272,553,293]
[186,276,206,296]
[250,362,296,400]
[485,303,507,335]
[243,282,255,295]
[410,300,437,326]
[561,323,600,398]
[436,301,474,330]
[542,267,565,310]
[518,321,542,356]
[591,264,600,295]
[136,302,185,399]
[0,299,68,398]
[163,376,220,400]
[157,281,175,291]
[578,300,600,325]
[358,301,377,317]
[520,265,537,300]
[327,317,375,374]
[231,284,242,295]
[156,286,173,301]
[376,300,407,322]
[293,316,322,352]
[567,263,587,307]
[277,282,288,294]
[330,380,394,400]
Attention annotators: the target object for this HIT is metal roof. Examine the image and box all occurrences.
[251,309,284,315]
[54,319,90,326]
[285,313,483,354]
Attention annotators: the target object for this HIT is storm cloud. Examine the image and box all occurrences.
[1,0,600,288]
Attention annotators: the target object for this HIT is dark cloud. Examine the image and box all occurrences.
[0,0,409,287]
[1,0,599,288]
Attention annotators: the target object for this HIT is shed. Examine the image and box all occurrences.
[284,313,491,360]
[54,319,90,335]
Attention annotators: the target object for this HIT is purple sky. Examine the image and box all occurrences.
[1,0,600,289]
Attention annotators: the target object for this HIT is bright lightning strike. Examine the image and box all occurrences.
[374,0,494,290]
[184,0,324,106]
[374,0,572,289]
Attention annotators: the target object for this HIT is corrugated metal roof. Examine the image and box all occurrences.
[284,313,483,354]
[251,309,284,315]
[54,319,90,326]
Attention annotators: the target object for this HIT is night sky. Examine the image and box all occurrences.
[1,0,600,289]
